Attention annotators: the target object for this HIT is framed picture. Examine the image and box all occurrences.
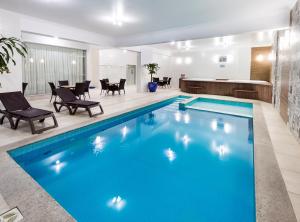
[219,56,227,63]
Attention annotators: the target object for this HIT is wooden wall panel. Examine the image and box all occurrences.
[250,47,272,82]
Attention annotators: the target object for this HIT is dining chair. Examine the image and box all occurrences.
[118,79,126,94]
[167,78,172,88]
[59,80,69,87]
[100,80,108,95]
[84,80,91,98]
[153,77,159,83]
[22,82,28,95]
[73,82,86,100]
[48,82,58,102]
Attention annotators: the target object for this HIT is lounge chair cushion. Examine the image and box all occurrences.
[67,100,99,107]
[10,108,53,118]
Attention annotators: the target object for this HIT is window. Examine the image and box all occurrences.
[23,43,86,95]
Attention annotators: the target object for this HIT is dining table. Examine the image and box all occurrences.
[59,85,75,89]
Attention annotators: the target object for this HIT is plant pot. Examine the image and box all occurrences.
[148,82,158,92]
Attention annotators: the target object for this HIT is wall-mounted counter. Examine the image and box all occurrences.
[180,78,272,103]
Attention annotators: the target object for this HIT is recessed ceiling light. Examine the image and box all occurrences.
[101,2,135,27]
[177,42,182,49]
[170,41,176,45]
[185,40,191,47]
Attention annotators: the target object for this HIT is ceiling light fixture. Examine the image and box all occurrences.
[170,41,176,45]
[177,42,182,49]
[214,36,233,47]
[102,2,134,27]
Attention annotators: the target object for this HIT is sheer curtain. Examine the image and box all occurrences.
[23,43,86,95]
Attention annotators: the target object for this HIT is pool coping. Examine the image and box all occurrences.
[0,94,297,222]
[179,97,253,118]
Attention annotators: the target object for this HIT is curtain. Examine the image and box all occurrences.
[23,43,86,95]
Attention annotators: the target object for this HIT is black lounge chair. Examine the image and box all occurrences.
[48,82,58,102]
[54,88,104,117]
[0,91,58,134]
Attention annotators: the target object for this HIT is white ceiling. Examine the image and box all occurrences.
[125,30,276,54]
[0,0,295,45]
[151,30,275,53]
[0,0,295,46]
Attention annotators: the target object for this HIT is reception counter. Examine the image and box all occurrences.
[180,78,272,103]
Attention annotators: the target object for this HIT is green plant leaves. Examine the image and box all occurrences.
[0,36,27,74]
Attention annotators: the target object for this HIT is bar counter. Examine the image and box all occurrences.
[179,78,272,103]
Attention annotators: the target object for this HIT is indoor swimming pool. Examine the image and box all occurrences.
[9,96,255,222]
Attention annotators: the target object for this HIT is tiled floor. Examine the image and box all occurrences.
[0,87,300,221]
[261,102,300,221]
[0,86,179,149]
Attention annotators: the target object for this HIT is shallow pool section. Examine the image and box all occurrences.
[185,97,253,117]
[9,96,255,222]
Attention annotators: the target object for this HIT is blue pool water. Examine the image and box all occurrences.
[9,96,255,222]
[185,97,253,117]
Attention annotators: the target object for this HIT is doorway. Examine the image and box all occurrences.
[126,65,136,85]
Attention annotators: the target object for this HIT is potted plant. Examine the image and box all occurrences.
[0,36,27,88]
[144,63,160,92]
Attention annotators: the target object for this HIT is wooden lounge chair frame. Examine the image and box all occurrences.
[0,91,58,134]
[53,88,104,117]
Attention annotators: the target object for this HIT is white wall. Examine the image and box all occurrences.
[170,46,252,87]
[0,9,22,92]
[139,47,174,90]
[99,49,138,84]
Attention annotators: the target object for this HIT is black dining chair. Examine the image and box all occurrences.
[167,78,172,88]
[158,78,168,88]
[84,80,91,98]
[22,82,28,95]
[118,79,126,95]
[73,82,86,100]
[48,82,58,102]
[103,78,109,83]
[59,80,69,87]
[100,80,108,95]
[153,77,159,83]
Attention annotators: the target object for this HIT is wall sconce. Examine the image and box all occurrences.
[256,54,264,62]
[176,57,183,64]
